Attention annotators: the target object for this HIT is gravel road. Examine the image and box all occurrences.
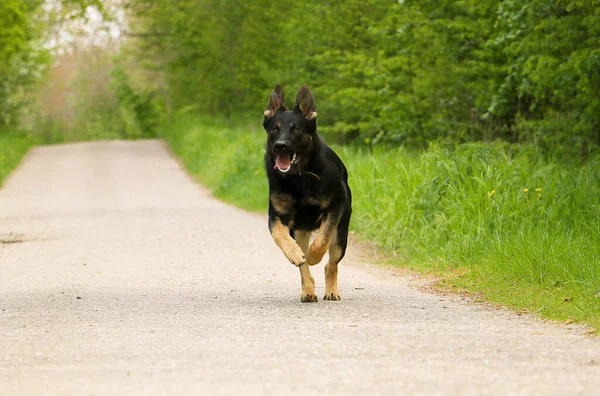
[1,140,599,395]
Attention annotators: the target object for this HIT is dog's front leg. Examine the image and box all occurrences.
[269,217,306,267]
[306,206,343,266]
[295,231,317,302]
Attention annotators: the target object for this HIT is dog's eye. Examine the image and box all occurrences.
[291,127,301,134]
[269,128,278,134]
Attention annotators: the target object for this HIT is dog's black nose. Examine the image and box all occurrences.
[273,141,289,152]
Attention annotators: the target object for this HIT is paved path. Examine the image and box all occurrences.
[1,140,599,395]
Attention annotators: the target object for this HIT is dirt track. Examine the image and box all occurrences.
[1,140,599,395]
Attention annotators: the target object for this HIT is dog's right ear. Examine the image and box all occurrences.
[264,85,286,118]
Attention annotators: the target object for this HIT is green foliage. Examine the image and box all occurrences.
[0,0,104,128]
[162,117,600,330]
[489,0,600,152]
[164,116,267,211]
[32,47,162,142]
[124,0,600,151]
[0,0,46,125]
[0,130,37,186]
[111,61,161,139]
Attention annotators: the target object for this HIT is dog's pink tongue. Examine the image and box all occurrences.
[275,154,291,170]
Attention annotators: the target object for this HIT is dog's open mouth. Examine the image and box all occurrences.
[274,152,299,174]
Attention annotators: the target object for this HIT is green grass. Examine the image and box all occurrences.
[164,117,268,211]
[0,131,37,187]
[163,116,600,332]
[343,143,600,330]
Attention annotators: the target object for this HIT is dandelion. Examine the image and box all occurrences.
[523,188,529,193]
[535,187,542,192]
[537,193,542,200]
[488,190,496,197]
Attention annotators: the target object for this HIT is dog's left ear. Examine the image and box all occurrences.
[295,84,317,120]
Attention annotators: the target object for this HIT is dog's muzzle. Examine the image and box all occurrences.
[273,142,299,174]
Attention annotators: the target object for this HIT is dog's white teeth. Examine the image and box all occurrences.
[292,152,297,162]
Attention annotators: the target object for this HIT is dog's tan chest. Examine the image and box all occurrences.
[301,195,331,210]
[271,191,331,214]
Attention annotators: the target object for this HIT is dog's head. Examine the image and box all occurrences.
[263,84,318,176]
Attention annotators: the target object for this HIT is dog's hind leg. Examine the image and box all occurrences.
[306,208,344,266]
[324,238,342,301]
[324,211,350,301]
[295,231,317,303]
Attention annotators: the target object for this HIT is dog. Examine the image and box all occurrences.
[263,84,352,302]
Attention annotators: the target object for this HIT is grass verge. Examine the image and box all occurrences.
[163,116,600,332]
[0,131,38,187]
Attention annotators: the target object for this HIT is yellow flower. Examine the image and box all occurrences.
[488,190,496,197]
[535,187,542,192]
[537,193,542,199]
[523,188,529,193]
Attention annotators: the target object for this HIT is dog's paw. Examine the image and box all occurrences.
[284,246,306,267]
[323,292,341,301]
[301,293,318,303]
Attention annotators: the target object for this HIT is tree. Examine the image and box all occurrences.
[120,0,600,151]
[0,0,102,127]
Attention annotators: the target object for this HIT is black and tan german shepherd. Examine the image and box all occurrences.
[263,84,352,303]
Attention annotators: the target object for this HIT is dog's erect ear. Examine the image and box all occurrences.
[264,85,286,118]
[295,84,317,120]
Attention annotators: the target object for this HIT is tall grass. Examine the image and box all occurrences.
[163,116,600,331]
[165,117,267,211]
[0,131,37,187]
[343,144,600,328]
